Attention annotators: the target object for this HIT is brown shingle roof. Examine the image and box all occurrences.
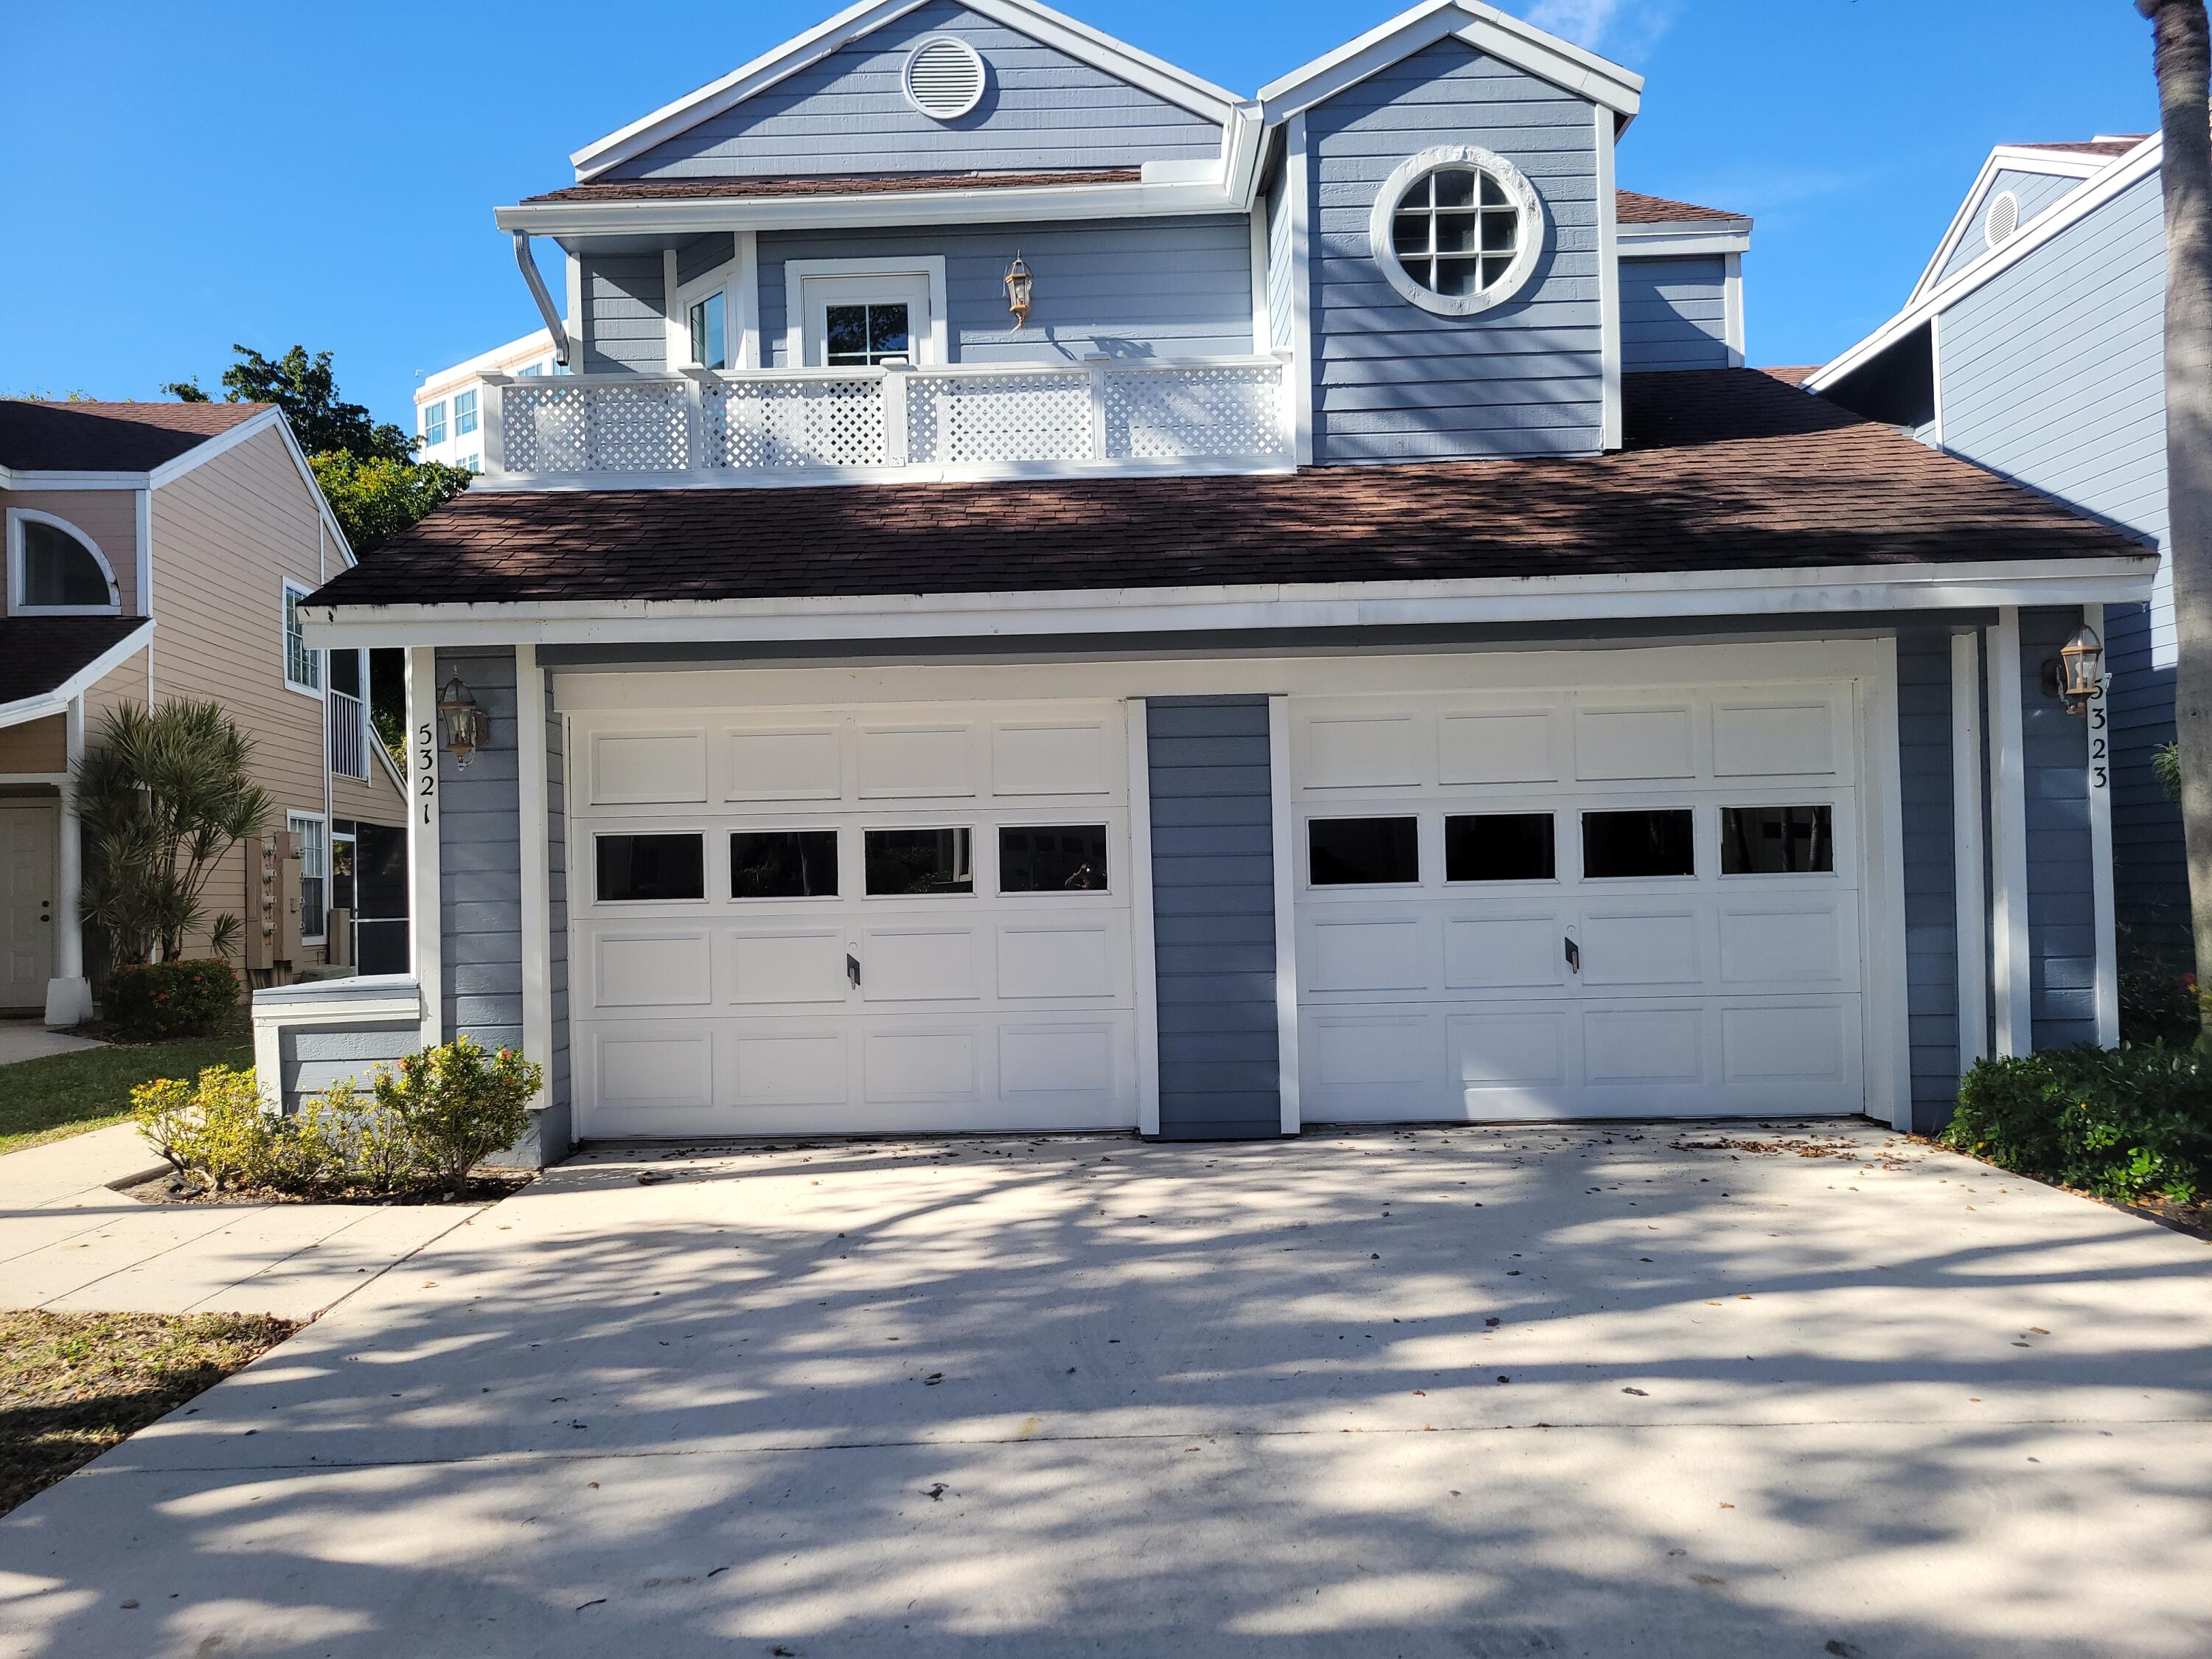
[0,617,150,707]
[524,170,1142,204]
[2011,137,2146,158]
[1615,189,1746,224]
[0,401,266,473]
[307,369,2145,614]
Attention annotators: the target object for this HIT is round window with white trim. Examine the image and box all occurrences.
[1368,145,1544,317]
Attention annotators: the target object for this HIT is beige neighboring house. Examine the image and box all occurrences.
[0,399,408,1025]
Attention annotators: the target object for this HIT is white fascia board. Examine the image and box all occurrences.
[0,468,149,491]
[0,618,153,729]
[501,177,1242,240]
[569,0,1237,183]
[1907,143,2132,305]
[1259,0,1641,123]
[1813,135,2164,393]
[1617,226,1751,258]
[299,555,2154,650]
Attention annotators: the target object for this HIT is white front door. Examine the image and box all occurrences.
[569,699,1138,1138]
[0,805,56,1010]
[1292,677,1866,1121]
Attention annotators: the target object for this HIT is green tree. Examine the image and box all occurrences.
[312,451,473,557]
[164,345,411,461]
[78,700,272,965]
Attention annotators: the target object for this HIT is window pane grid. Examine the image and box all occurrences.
[1391,167,1521,300]
[824,302,913,367]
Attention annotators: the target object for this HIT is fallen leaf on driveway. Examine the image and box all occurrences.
[1621,1387,1647,1397]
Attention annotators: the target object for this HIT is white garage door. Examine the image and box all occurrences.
[568,699,1138,1138]
[1292,678,1865,1121]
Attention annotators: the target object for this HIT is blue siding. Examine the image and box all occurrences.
[1265,180,1294,355]
[1897,625,1961,1130]
[755,218,1253,367]
[279,1021,417,1113]
[2020,608,2101,1049]
[609,1,1220,180]
[1934,172,2183,936]
[436,648,526,1050]
[1619,254,1728,372]
[1304,37,1603,462]
[582,255,667,375]
[1147,697,1281,1140]
[1933,167,2087,288]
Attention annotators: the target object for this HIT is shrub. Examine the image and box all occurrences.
[371,1038,540,1197]
[1944,1044,2212,1204]
[107,959,239,1042]
[132,1065,282,1192]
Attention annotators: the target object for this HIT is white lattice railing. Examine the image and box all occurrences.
[482,355,1290,484]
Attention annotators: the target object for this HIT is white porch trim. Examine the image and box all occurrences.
[2084,602,2119,1046]
[1950,628,1989,1073]
[406,647,444,1049]
[1267,693,1300,1135]
[1125,698,1161,1138]
[518,645,554,1108]
[1986,608,2033,1057]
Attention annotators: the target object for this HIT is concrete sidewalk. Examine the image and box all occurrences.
[0,1020,104,1066]
[1,1120,2206,1658]
[0,1119,496,1319]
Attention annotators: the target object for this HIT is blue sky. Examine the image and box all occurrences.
[2,1,2160,426]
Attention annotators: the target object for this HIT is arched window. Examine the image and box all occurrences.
[7,509,120,615]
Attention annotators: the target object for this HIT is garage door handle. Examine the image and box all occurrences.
[1563,936,1580,974]
[846,952,861,989]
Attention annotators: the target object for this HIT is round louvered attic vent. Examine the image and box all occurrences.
[1984,189,2020,250]
[904,36,987,120]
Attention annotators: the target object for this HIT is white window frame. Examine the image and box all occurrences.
[784,256,950,368]
[1367,145,1545,319]
[675,261,739,372]
[6,509,121,617]
[289,810,329,946]
[282,578,323,698]
[453,387,479,437]
[420,399,447,446]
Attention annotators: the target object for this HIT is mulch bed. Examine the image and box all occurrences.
[0,1310,296,1517]
[116,1171,535,1207]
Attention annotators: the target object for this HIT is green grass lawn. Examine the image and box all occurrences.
[0,1310,296,1515]
[0,1034,251,1158]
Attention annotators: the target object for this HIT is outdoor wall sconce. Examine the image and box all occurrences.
[2041,623,2105,715]
[437,673,489,768]
[1003,251,1033,327]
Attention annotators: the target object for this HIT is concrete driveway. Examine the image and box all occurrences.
[1,1120,2208,1658]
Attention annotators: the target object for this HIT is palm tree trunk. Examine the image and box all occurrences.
[2142,0,2212,1037]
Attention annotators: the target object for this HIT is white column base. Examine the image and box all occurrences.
[44,977,92,1029]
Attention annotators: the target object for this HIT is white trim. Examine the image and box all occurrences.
[4,509,122,616]
[782,256,950,368]
[1267,694,1299,1135]
[566,254,587,370]
[301,555,2156,651]
[1248,206,1270,354]
[1950,628,1989,1074]
[282,578,324,698]
[1126,698,1161,1137]
[517,644,554,1108]
[1928,310,1946,445]
[2084,602,2118,1047]
[1617,226,1752,259]
[1287,113,1314,466]
[0,619,153,731]
[406,648,443,1048]
[673,246,741,372]
[44,695,90,1030]
[1366,145,1545,320]
[132,488,152,621]
[1812,135,2163,393]
[662,248,683,372]
[1722,250,1745,367]
[1595,108,1622,448]
[1258,0,1641,123]
[1862,636,1912,1130]
[1907,143,2126,307]
[734,232,762,369]
[568,0,1240,182]
[287,809,330,947]
[1987,608,2032,1057]
[901,34,986,121]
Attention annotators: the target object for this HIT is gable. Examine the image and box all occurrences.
[1929,167,2088,289]
[607,1,1222,181]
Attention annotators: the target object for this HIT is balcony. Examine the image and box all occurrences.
[327,686,368,781]
[479,355,1292,488]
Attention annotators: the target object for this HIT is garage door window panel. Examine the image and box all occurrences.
[1719,805,1834,875]
[1444,813,1556,883]
[732,830,840,899]
[1000,825,1109,894]
[866,827,975,896]
[1309,817,1421,886]
[596,832,706,903]
[1582,810,1695,880]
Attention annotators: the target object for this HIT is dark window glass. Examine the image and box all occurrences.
[1000,824,1108,893]
[1444,813,1555,882]
[596,833,705,902]
[824,302,912,367]
[1720,804,1834,874]
[22,521,110,607]
[732,830,838,898]
[865,827,973,895]
[1582,809,1695,879]
[1309,817,1419,886]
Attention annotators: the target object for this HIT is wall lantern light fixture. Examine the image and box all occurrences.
[2041,623,2104,716]
[437,673,489,768]
[1003,251,1033,327]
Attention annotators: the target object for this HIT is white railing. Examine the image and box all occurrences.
[482,355,1292,485]
[328,688,368,780]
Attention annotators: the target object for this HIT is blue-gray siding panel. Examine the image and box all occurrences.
[610,1,1220,180]
[2020,608,2101,1050]
[1933,167,2088,288]
[1147,696,1280,1139]
[1896,625,1961,1130]
[1265,181,1294,355]
[1934,172,2183,936]
[279,1022,417,1112]
[1619,255,1728,372]
[582,256,668,375]
[1304,37,1602,462]
[756,218,1252,367]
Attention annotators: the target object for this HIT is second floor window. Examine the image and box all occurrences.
[421,400,446,446]
[283,581,321,694]
[454,389,479,437]
[9,512,119,613]
[824,302,912,367]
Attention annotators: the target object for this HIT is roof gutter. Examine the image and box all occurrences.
[513,233,572,368]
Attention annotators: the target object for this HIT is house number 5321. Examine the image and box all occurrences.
[416,721,438,825]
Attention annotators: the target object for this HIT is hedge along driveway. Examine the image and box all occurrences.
[0,1035,251,1157]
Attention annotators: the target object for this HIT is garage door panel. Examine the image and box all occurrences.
[996,923,1116,1000]
[1575,705,1696,781]
[864,1028,981,1102]
[1577,908,1703,987]
[1721,1001,1855,1085]
[1443,912,1568,990]
[723,727,842,802]
[1451,1011,1569,1085]
[862,927,980,1002]
[590,931,713,1009]
[1309,1013,1433,1088]
[1306,914,1428,993]
[858,725,975,799]
[1712,699,1840,778]
[1582,1006,1705,1085]
[1439,710,1560,785]
[728,1026,850,1105]
[1301,714,1421,790]
[726,928,848,1005]
[992,722,1113,796]
[589,730,709,805]
[591,1023,716,1114]
[1717,902,1857,988]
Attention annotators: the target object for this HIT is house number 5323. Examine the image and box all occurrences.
[2087,677,2108,792]
[416,722,438,825]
